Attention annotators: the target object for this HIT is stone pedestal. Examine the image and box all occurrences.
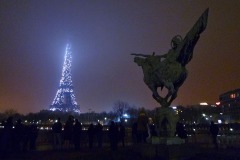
[155,107,179,137]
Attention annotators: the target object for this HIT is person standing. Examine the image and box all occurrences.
[87,123,95,149]
[175,121,187,139]
[137,109,148,143]
[52,118,63,150]
[108,121,118,151]
[14,119,25,151]
[0,117,13,153]
[119,123,125,147]
[73,119,82,150]
[64,116,74,149]
[131,122,138,143]
[29,123,38,150]
[95,122,103,148]
[210,121,219,149]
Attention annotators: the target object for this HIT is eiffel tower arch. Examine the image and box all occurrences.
[49,43,80,113]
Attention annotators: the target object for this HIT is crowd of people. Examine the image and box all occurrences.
[0,114,220,156]
[0,115,127,154]
[0,116,38,154]
[51,115,126,151]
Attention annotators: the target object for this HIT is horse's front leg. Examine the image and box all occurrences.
[167,90,177,106]
[164,82,175,101]
[148,85,163,104]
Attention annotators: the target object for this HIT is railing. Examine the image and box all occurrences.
[1,128,240,151]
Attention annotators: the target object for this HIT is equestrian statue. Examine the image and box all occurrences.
[131,9,209,108]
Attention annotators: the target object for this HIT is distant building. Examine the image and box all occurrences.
[219,88,240,107]
[175,103,221,124]
[219,88,240,123]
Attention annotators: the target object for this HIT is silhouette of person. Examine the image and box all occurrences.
[52,118,62,150]
[108,121,118,151]
[137,110,148,143]
[95,122,103,148]
[87,123,95,149]
[22,125,30,151]
[150,124,157,136]
[64,115,74,149]
[131,122,138,143]
[29,123,38,150]
[175,121,187,139]
[14,119,25,151]
[0,117,13,153]
[210,121,219,149]
[119,123,125,147]
[73,119,82,150]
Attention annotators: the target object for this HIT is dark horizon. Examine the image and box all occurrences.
[1,1,240,114]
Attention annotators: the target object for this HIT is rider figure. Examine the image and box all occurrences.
[131,35,183,81]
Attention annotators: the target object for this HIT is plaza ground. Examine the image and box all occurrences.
[2,129,240,159]
[1,143,240,160]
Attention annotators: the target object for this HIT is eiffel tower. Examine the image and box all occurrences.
[49,43,80,113]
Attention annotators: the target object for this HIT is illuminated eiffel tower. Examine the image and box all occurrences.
[49,43,80,113]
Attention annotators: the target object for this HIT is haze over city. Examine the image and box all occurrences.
[0,0,240,114]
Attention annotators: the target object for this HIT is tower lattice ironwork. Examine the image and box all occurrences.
[49,43,80,113]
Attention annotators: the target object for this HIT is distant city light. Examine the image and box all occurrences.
[123,114,129,118]
[218,120,222,124]
[216,102,220,105]
[172,106,177,110]
[200,102,208,105]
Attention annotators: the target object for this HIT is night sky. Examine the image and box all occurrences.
[1,1,240,114]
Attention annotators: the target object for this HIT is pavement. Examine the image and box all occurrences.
[1,144,240,160]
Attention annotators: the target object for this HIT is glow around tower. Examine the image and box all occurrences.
[49,43,80,113]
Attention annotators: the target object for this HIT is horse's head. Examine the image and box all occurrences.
[134,57,144,66]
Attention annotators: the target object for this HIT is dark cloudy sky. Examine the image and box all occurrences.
[0,0,240,114]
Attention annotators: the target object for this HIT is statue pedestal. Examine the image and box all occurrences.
[155,107,179,137]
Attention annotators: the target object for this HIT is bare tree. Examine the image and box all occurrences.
[113,100,130,121]
[4,109,18,117]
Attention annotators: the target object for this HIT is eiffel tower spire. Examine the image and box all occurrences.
[49,43,80,113]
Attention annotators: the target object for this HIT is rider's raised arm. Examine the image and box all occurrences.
[130,53,150,58]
